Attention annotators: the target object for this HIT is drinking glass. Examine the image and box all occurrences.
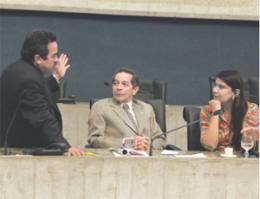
[241,133,254,158]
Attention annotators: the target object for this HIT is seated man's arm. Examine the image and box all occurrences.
[88,103,109,148]
[149,106,166,149]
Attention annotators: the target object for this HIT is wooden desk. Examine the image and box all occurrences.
[0,149,258,199]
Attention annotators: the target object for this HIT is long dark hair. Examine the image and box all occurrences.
[216,70,248,150]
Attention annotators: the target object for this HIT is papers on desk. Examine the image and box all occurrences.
[175,153,207,158]
[160,150,206,158]
[160,150,180,155]
[109,148,149,157]
[109,148,207,158]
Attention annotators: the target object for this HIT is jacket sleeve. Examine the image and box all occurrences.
[20,78,70,149]
[87,103,109,148]
[45,74,61,102]
[148,105,166,149]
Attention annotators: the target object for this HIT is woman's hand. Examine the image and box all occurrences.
[208,99,221,112]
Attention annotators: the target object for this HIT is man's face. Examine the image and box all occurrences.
[112,72,139,103]
[35,41,58,72]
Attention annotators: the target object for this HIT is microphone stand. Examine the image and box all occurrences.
[149,109,222,156]
[149,119,200,156]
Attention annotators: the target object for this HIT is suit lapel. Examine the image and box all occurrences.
[33,65,61,118]
[43,80,60,115]
[110,99,139,135]
[133,101,145,135]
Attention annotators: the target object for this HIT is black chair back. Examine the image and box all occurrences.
[136,80,167,102]
[248,77,259,105]
[89,98,99,109]
[145,99,166,133]
[183,106,204,151]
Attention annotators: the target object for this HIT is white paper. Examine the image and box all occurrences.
[160,150,180,155]
[175,153,207,158]
[109,148,149,157]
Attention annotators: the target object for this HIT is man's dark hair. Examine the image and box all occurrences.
[20,30,57,64]
[112,68,140,87]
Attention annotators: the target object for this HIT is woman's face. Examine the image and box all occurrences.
[212,78,235,104]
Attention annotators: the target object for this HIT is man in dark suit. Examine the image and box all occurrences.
[0,30,83,156]
[88,68,166,150]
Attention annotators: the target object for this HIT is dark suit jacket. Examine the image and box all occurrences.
[0,59,70,148]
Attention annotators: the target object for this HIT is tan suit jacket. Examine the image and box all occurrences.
[87,98,165,149]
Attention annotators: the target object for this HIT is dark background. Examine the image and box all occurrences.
[0,10,258,105]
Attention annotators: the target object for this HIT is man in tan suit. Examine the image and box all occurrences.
[87,68,166,150]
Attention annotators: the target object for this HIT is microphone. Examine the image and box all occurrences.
[149,109,222,156]
[104,82,110,86]
[3,90,27,155]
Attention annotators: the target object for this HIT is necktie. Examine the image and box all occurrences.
[122,103,138,131]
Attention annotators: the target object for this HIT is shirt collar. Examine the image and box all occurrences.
[121,101,133,110]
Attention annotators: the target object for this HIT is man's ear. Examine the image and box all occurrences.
[133,86,139,96]
[34,54,42,65]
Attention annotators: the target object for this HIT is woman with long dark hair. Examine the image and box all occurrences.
[200,70,259,151]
